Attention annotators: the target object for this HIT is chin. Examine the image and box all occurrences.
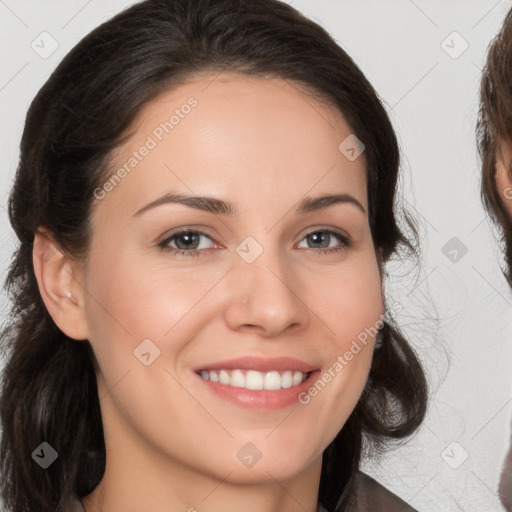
[225,439,320,484]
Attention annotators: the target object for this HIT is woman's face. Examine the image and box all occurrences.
[77,72,384,485]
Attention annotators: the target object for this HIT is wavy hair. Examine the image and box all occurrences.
[0,1,428,511]
[477,8,512,510]
[477,7,512,287]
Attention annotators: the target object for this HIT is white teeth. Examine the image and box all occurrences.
[281,370,293,388]
[198,369,309,390]
[230,369,245,388]
[246,370,264,390]
[264,371,281,390]
[219,370,230,385]
[292,371,303,386]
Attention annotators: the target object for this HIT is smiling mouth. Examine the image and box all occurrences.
[196,369,311,391]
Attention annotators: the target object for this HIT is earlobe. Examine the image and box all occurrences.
[32,228,89,341]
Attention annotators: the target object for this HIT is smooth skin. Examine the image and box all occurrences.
[32,72,384,512]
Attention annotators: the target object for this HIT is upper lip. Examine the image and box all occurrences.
[193,356,318,374]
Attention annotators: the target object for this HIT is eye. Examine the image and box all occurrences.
[158,228,351,258]
[158,230,217,257]
[296,229,351,254]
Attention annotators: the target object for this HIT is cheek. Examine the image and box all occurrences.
[85,241,189,331]
[296,252,383,425]
[82,251,226,378]
[305,252,384,349]
[81,251,171,379]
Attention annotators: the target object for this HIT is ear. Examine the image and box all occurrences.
[32,227,89,341]
[495,143,512,217]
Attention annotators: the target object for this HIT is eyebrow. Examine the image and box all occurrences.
[132,191,366,217]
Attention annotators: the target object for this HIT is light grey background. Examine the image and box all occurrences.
[0,1,511,511]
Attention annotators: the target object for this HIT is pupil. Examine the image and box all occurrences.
[310,231,328,248]
[176,232,199,250]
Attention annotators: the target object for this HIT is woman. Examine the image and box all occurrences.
[478,6,512,510]
[0,1,427,511]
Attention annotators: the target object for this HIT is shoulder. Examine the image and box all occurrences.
[342,471,417,512]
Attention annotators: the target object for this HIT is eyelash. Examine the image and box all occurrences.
[157,228,351,257]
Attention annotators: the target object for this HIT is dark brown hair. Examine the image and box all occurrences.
[478,7,512,510]
[0,1,427,511]
[478,6,512,287]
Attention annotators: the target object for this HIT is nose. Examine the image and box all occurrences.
[223,245,309,337]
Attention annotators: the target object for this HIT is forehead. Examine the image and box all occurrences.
[96,72,367,217]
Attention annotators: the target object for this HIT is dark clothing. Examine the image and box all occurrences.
[342,472,416,511]
[500,437,512,512]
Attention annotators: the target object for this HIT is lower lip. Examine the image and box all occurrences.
[195,371,320,410]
